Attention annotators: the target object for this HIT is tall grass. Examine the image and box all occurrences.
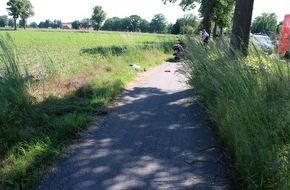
[0,33,33,133]
[181,36,290,189]
[0,30,175,189]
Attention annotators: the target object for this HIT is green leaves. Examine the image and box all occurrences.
[161,0,200,11]
[251,13,278,36]
[20,0,35,20]
[6,0,24,19]
[91,6,106,31]
[6,0,34,30]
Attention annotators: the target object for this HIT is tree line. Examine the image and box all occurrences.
[76,13,199,34]
[1,0,284,56]
[0,12,200,34]
[5,0,34,30]
[162,0,283,56]
[1,0,201,34]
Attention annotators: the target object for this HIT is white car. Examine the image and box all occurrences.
[250,34,274,53]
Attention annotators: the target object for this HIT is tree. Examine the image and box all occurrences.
[91,6,106,31]
[102,18,115,31]
[139,19,150,33]
[166,23,174,34]
[7,18,14,27]
[115,15,144,32]
[19,0,34,29]
[183,13,199,34]
[163,0,255,56]
[172,18,186,34]
[72,20,81,29]
[127,15,142,32]
[168,13,199,34]
[211,0,235,37]
[198,0,216,36]
[0,18,6,27]
[52,19,62,29]
[81,18,92,29]
[101,17,123,31]
[162,0,235,36]
[6,0,25,30]
[251,13,277,37]
[119,17,131,31]
[162,0,200,10]
[29,21,37,28]
[230,0,255,56]
[38,19,53,28]
[102,16,150,33]
[150,13,167,33]
[19,18,24,28]
[38,21,45,28]
[0,15,8,27]
[162,0,214,35]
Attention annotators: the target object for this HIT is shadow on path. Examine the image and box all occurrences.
[38,63,235,190]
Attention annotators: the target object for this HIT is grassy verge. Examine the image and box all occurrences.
[0,30,176,189]
[181,36,290,189]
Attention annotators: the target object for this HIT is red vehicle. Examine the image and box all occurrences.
[278,14,290,58]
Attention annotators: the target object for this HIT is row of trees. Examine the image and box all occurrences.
[89,5,197,33]
[6,0,34,30]
[3,0,282,56]
[0,15,14,27]
[0,13,199,35]
[162,0,264,56]
[162,0,235,37]
[101,14,166,33]
[1,7,280,38]
[92,0,280,50]
[2,11,278,38]
[1,2,201,35]
[71,13,198,34]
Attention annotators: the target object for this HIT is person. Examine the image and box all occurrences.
[201,29,209,45]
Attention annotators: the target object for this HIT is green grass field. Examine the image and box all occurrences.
[0,29,176,189]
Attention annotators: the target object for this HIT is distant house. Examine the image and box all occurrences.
[61,23,72,29]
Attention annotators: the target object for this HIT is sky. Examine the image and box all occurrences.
[0,0,289,24]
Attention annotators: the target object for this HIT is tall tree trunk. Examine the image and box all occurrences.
[230,0,254,57]
[24,19,27,30]
[13,18,17,30]
[202,0,216,37]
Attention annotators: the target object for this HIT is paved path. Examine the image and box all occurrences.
[38,62,235,190]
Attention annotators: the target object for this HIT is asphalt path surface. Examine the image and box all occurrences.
[38,62,235,190]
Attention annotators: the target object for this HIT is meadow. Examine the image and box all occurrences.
[0,29,175,189]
